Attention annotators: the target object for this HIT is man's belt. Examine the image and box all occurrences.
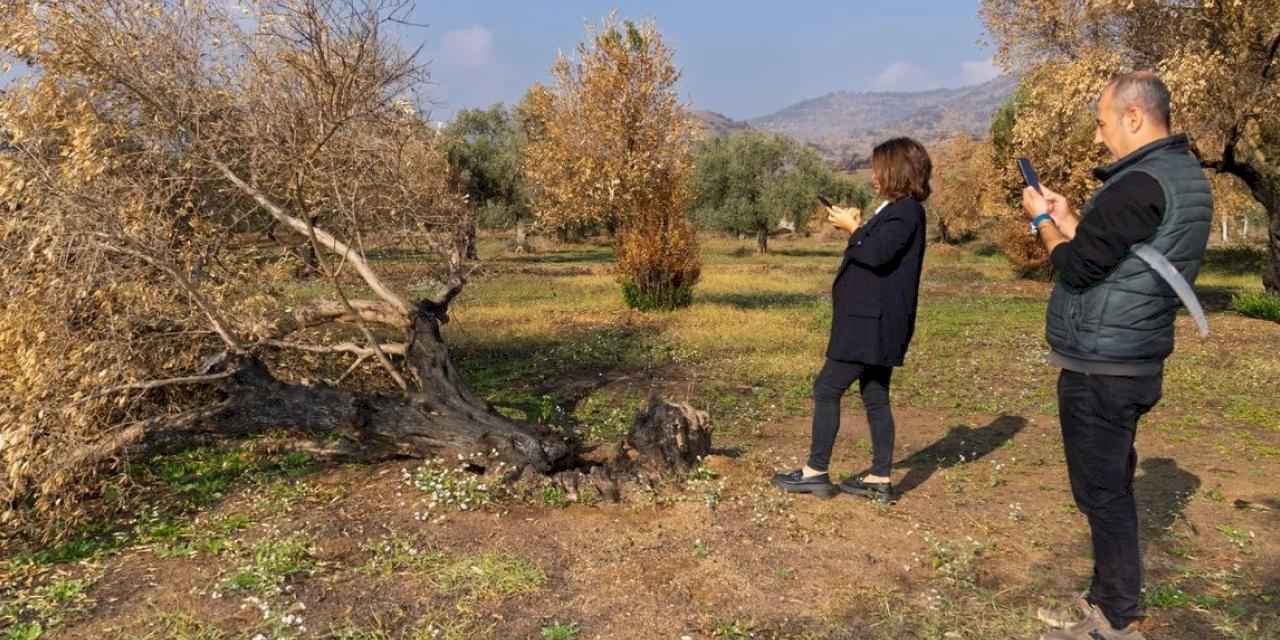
[1132,243,1209,338]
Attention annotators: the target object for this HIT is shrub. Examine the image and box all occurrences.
[1232,291,1280,322]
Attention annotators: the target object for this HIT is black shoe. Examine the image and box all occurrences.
[771,469,838,498]
[839,476,895,504]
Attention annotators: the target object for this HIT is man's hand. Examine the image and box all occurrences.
[1041,186,1080,239]
[1023,184,1081,239]
[1022,187,1049,220]
[826,205,862,234]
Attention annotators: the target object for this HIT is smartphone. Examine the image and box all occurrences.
[1016,158,1042,195]
[816,195,834,208]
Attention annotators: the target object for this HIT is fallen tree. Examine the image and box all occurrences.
[0,0,709,536]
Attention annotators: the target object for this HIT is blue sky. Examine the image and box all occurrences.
[1,1,998,122]
[407,1,996,121]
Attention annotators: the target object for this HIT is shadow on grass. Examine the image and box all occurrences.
[1202,245,1267,275]
[1135,457,1201,550]
[6,445,339,565]
[697,291,821,310]
[891,414,1027,496]
[494,248,614,265]
[971,242,1004,258]
[1195,285,1243,313]
[453,323,663,428]
[769,248,841,258]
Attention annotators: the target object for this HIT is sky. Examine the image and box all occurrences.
[405,0,998,122]
[1,1,999,123]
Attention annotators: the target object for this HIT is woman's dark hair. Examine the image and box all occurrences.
[872,137,932,202]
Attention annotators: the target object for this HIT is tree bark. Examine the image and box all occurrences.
[109,307,574,474]
[1266,198,1280,293]
[514,218,529,253]
[614,396,711,473]
[756,227,769,254]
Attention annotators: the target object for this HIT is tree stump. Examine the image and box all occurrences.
[614,395,712,472]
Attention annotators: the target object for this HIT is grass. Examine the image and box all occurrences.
[540,621,581,640]
[0,574,97,634]
[360,533,546,600]
[1232,291,1280,322]
[138,613,232,640]
[433,552,547,598]
[9,232,1280,640]
[223,534,315,596]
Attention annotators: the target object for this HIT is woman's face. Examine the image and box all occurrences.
[871,172,882,197]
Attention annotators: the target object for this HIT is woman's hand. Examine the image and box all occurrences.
[826,205,862,234]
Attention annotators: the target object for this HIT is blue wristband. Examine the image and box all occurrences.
[1030,213,1053,233]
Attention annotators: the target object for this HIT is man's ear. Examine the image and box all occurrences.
[1126,106,1144,134]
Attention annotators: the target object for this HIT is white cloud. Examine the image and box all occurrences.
[959,57,1000,86]
[871,61,937,92]
[440,26,495,67]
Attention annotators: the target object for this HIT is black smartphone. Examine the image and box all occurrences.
[1017,158,1042,195]
[817,194,833,208]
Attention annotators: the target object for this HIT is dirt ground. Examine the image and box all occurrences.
[35,403,1280,640]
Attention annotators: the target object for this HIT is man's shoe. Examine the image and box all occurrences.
[1040,602,1145,640]
[838,476,895,504]
[771,469,838,498]
[1037,592,1091,628]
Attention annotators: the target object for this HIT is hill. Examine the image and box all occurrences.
[745,75,1017,166]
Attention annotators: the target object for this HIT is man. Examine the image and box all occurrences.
[1021,71,1212,640]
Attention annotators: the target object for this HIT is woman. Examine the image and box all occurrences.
[772,137,931,504]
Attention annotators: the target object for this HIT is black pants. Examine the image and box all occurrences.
[807,359,895,477]
[1058,369,1163,630]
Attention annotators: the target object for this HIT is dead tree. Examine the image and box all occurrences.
[0,0,708,530]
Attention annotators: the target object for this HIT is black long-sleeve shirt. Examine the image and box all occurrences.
[1050,173,1165,290]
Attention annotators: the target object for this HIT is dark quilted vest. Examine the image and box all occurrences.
[1046,135,1212,367]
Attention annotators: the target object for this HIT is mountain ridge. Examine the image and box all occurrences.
[694,75,1017,166]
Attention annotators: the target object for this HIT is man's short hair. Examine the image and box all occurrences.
[1106,71,1171,130]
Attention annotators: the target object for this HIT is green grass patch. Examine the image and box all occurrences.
[540,622,581,640]
[1232,291,1280,322]
[223,535,315,596]
[1145,583,1192,609]
[359,535,545,599]
[0,575,96,633]
[147,446,315,508]
[433,552,546,598]
[138,613,232,640]
[361,534,446,576]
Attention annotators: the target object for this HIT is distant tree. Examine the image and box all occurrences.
[442,104,532,252]
[931,136,999,244]
[692,131,866,253]
[520,16,700,310]
[981,0,1280,290]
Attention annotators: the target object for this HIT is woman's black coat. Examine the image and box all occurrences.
[826,198,927,367]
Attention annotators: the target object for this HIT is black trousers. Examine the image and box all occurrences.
[1058,369,1163,630]
[807,359,895,477]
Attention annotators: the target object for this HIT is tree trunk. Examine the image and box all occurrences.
[1220,154,1279,293]
[1267,202,1280,293]
[756,227,768,254]
[464,220,479,261]
[1250,174,1280,293]
[1243,215,1250,241]
[1221,217,1229,244]
[614,396,711,473]
[939,217,953,244]
[114,308,575,474]
[513,218,529,253]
